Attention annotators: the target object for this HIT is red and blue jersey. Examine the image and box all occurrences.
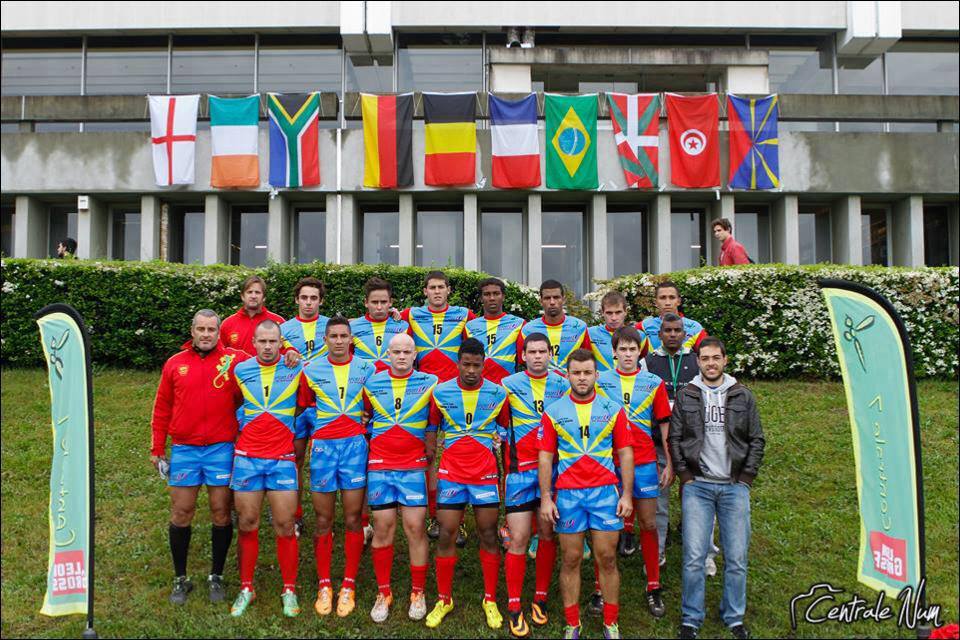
[280,315,330,361]
[636,314,706,356]
[596,369,671,464]
[588,324,627,373]
[298,355,375,440]
[401,304,476,381]
[521,314,590,375]
[234,357,305,459]
[363,369,438,471]
[219,307,285,356]
[350,314,410,372]
[536,392,632,490]
[464,312,526,383]
[498,370,570,474]
[429,379,508,485]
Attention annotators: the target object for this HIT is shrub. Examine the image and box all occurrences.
[588,264,959,379]
[0,260,542,369]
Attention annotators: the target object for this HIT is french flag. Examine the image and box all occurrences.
[490,93,541,189]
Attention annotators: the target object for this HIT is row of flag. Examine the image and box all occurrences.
[147,92,779,191]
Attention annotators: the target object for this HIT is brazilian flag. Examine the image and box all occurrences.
[545,94,598,190]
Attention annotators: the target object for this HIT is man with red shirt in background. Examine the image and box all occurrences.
[220,275,285,355]
[151,309,249,605]
[400,270,475,540]
[464,277,525,384]
[713,217,751,266]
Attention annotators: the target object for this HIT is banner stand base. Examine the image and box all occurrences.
[82,626,97,639]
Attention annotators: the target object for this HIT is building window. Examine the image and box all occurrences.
[671,209,706,270]
[1,206,14,257]
[230,207,268,267]
[48,205,78,258]
[734,206,771,263]
[923,206,951,267]
[861,208,890,266]
[346,58,393,93]
[886,50,959,96]
[258,45,341,94]
[417,209,464,267]
[86,45,168,95]
[542,208,586,297]
[768,49,833,94]
[172,37,255,94]
[839,57,883,133]
[798,206,832,264]
[398,47,482,92]
[361,207,399,265]
[607,209,646,277]
[1,46,82,96]
[111,209,141,261]
[480,209,524,282]
[295,209,326,263]
[169,206,204,264]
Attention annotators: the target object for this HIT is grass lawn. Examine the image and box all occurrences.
[1,368,957,639]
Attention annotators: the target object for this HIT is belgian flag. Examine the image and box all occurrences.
[362,93,414,188]
[423,92,477,186]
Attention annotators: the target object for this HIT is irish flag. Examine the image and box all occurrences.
[490,93,540,189]
[209,95,260,188]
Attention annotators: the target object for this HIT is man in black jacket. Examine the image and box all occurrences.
[669,337,764,640]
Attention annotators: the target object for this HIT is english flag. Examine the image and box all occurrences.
[148,94,199,186]
[666,93,719,188]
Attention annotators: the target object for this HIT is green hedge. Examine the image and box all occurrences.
[0,260,542,369]
[589,264,959,379]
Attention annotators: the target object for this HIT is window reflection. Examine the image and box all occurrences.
[734,207,771,263]
[362,209,399,265]
[398,48,482,92]
[798,206,832,264]
[169,207,205,265]
[861,208,889,266]
[111,209,141,260]
[1,49,82,96]
[542,209,585,296]
[295,209,326,263]
[607,209,645,276]
[230,207,268,267]
[481,209,524,282]
[671,209,705,270]
[417,209,464,267]
[923,206,951,267]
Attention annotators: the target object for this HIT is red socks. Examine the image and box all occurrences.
[623,516,635,534]
[343,530,364,590]
[505,552,526,613]
[428,486,438,518]
[479,549,500,603]
[641,528,661,591]
[435,555,457,604]
[238,529,258,591]
[603,602,619,626]
[276,534,298,592]
[565,603,580,627]
[361,511,370,528]
[294,501,303,521]
[314,531,333,588]
[372,544,394,597]
[410,564,427,595]
[534,537,557,601]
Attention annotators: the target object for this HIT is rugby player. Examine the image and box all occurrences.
[351,277,410,372]
[636,281,706,357]
[521,280,590,375]
[464,277,525,384]
[587,291,635,374]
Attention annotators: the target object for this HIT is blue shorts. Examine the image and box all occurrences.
[230,456,298,492]
[295,407,315,440]
[504,469,541,512]
[309,435,368,493]
[616,462,660,499]
[555,485,623,534]
[169,442,234,487]
[437,479,500,510]
[367,470,428,510]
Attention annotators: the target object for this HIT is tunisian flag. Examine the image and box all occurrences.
[666,93,719,188]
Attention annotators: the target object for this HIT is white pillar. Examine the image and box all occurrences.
[140,195,161,261]
[649,194,671,274]
[14,195,47,258]
[590,194,608,283]
[527,193,542,287]
[399,193,414,266]
[325,193,339,264]
[892,195,924,267]
[832,195,862,265]
[267,194,291,264]
[463,193,479,271]
[204,194,229,265]
[77,196,107,259]
[772,194,800,264]
[338,194,357,264]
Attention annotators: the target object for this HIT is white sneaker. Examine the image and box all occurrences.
[363,524,375,546]
[659,552,666,567]
[408,591,427,620]
[370,592,392,623]
[705,556,717,577]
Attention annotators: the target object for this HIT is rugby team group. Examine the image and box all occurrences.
[150,270,765,639]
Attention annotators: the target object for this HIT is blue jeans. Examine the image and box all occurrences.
[681,479,751,629]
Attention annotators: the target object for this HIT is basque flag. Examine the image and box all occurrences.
[423,92,477,186]
[489,93,541,188]
[362,93,414,188]
[666,93,719,188]
[728,93,780,190]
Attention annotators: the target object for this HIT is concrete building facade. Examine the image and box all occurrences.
[2,1,958,294]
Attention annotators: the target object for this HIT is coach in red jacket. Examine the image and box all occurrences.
[151,309,249,606]
[712,218,751,266]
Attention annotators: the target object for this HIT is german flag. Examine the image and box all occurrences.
[362,93,413,188]
[423,92,477,186]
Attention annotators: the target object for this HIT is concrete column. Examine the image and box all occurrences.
[772,195,800,264]
[14,195,47,258]
[832,195,862,265]
[325,193,339,264]
[140,195,161,261]
[338,194,357,264]
[948,202,959,267]
[709,194,734,265]
[204,194,229,265]
[267,194,291,264]
[649,194,671,274]
[892,196,924,267]
[399,193,414,266]
[489,65,532,92]
[527,193,542,287]
[590,194,608,282]
[77,196,108,259]
[464,193,479,271]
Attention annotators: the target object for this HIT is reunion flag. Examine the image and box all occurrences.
[819,280,926,598]
[423,92,477,186]
[209,95,260,188]
[148,94,199,186]
[665,93,719,188]
[545,93,598,190]
[606,92,660,188]
[267,92,320,188]
[36,304,96,633]
[362,93,414,188]
[728,93,780,190]
[489,93,541,189]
